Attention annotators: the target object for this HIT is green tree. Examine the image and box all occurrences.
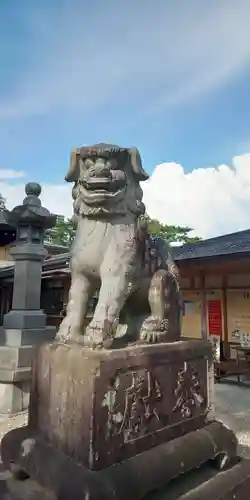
[144,215,201,244]
[0,193,6,209]
[45,214,201,247]
[45,216,75,247]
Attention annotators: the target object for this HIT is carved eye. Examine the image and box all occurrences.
[84,158,95,169]
[95,158,106,168]
[107,158,118,170]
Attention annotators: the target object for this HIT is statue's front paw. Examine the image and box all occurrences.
[139,317,168,344]
[56,322,83,344]
[55,329,71,343]
[140,329,166,343]
[140,330,162,343]
[84,320,115,349]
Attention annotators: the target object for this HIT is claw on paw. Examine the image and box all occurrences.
[139,316,169,343]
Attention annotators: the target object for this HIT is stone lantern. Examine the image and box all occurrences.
[0,183,57,414]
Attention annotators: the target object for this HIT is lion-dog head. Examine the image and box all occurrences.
[65,143,149,222]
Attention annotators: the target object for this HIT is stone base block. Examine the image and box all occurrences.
[3,310,47,330]
[0,327,56,415]
[0,325,56,346]
[0,421,238,500]
[0,379,30,414]
[0,344,33,414]
[0,345,34,371]
[27,339,213,470]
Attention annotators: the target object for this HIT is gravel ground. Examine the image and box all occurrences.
[0,381,249,499]
[214,380,250,459]
[0,412,28,445]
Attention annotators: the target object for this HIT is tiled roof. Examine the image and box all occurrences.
[173,229,250,261]
[0,248,70,279]
[0,261,14,268]
[44,241,69,251]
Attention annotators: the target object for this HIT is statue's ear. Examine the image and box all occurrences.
[64,148,81,182]
[127,148,149,182]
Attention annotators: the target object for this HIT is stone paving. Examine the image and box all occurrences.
[0,381,249,499]
[215,380,250,459]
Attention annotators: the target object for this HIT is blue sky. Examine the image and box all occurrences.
[1,0,250,238]
[1,0,250,179]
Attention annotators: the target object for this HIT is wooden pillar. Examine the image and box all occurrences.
[190,274,195,291]
[222,274,229,358]
[0,284,12,325]
[200,271,207,340]
[0,286,3,326]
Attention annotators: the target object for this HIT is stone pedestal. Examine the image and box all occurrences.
[0,326,55,414]
[1,339,242,500]
[0,183,56,414]
[29,340,213,469]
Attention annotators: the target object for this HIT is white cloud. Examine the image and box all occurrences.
[0,181,73,219]
[0,169,25,180]
[143,153,250,239]
[1,0,250,120]
[2,152,250,240]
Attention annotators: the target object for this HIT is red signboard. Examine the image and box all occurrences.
[207,300,222,336]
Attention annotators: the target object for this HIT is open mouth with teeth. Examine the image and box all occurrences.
[80,177,126,204]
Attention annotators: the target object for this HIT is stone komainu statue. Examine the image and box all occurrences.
[57,144,181,348]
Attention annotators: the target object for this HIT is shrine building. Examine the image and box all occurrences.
[1,219,250,360]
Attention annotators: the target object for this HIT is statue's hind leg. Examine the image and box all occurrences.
[139,269,181,343]
[56,272,92,341]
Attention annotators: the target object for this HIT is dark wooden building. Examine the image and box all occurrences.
[1,225,250,359]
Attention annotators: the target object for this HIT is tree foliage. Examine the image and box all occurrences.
[144,215,201,244]
[46,213,201,248]
[0,193,6,210]
[45,216,75,246]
